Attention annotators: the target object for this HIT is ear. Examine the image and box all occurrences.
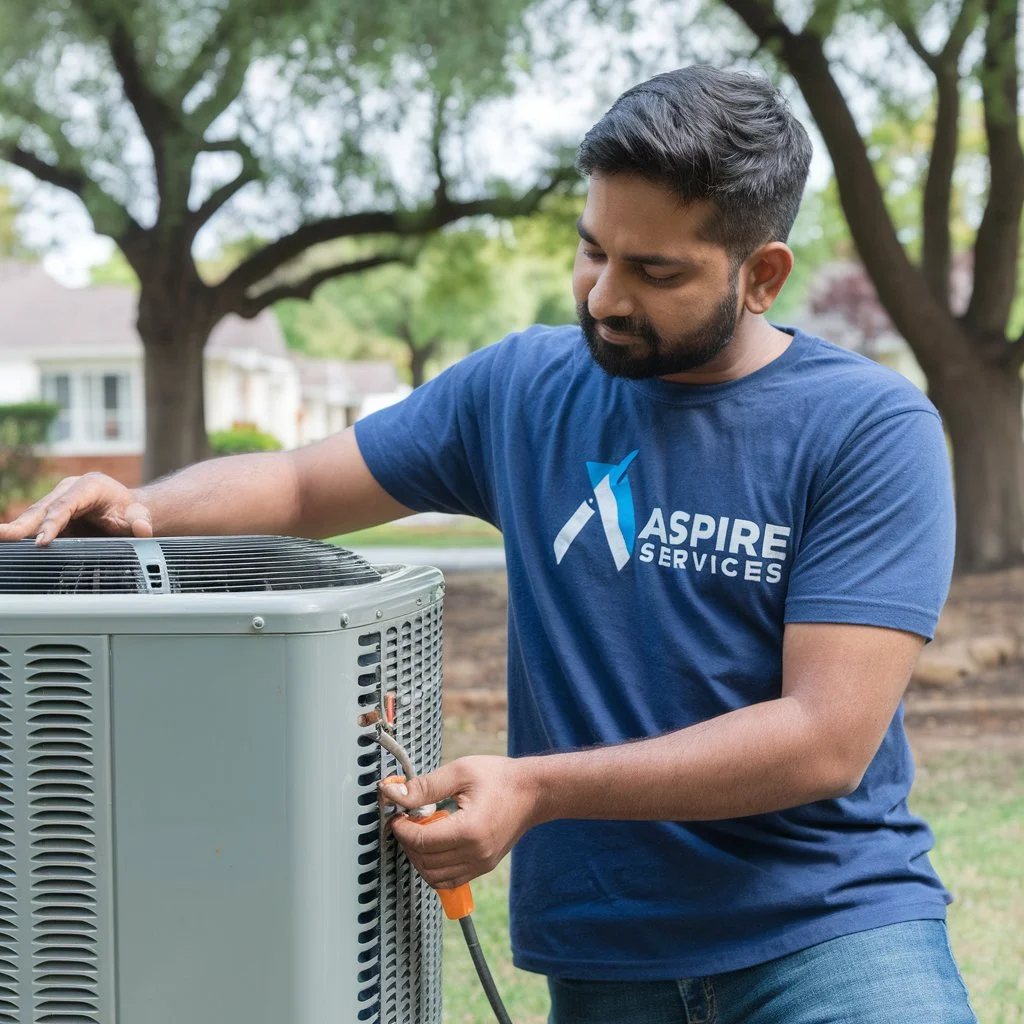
[740,242,794,315]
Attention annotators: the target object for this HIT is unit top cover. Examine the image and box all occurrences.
[0,536,381,595]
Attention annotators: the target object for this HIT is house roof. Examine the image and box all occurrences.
[0,261,288,359]
[339,360,399,395]
[292,355,400,404]
[0,263,404,404]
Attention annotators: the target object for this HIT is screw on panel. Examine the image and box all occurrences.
[340,614,350,627]
[416,597,422,606]
[251,616,265,631]
[375,609,383,619]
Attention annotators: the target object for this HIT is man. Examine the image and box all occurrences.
[1,66,975,1022]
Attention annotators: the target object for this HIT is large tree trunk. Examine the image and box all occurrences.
[137,293,214,482]
[930,359,1024,572]
[409,345,432,389]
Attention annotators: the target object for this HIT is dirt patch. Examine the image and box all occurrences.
[440,568,1024,747]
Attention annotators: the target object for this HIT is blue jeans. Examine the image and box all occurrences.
[547,921,977,1023]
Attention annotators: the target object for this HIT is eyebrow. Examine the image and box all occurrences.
[576,218,699,269]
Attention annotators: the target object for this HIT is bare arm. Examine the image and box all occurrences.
[384,622,924,889]
[0,426,414,543]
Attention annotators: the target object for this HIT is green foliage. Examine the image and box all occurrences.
[207,426,283,455]
[0,402,59,509]
[275,193,584,382]
[0,0,550,246]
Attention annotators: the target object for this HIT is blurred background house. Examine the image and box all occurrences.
[0,262,409,487]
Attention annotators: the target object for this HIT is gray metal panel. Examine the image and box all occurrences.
[0,636,115,1024]
[0,561,446,1024]
[0,566,444,635]
[111,633,294,1024]
[283,630,376,1023]
[377,602,445,1024]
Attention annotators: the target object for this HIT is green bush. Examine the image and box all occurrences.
[208,426,284,455]
[0,402,59,511]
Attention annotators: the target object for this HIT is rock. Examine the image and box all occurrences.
[913,640,975,688]
[966,633,1019,669]
[912,632,1021,687]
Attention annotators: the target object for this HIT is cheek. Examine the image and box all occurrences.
[571,253,593,306]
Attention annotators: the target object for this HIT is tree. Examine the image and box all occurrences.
[288,229,501,387]
[0,0,576,479]
[0,184,31,259]
[705,0,1024,571]
[275,193,584,383]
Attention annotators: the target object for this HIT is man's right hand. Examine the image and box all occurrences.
[0,474,154,546]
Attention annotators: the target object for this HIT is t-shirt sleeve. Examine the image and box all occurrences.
[353,343,500,525]
[784,408,955,640]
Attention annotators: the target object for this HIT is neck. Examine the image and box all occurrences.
[659,315,792,386]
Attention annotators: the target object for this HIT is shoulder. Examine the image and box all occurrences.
[486,323,581,372]
[790,327,937,423]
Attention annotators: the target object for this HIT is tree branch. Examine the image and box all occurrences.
[721,0,965,373]
[920,67,959,307]
[0,143,143,240]
[431,91,450,210]
[235,254,405,318]
[965,0,1023,335]
[2,145,88,197]
[188,139,261,232]
[893,0,981,308]
[172,0,247,110]
[943,0,984,59]
[893,16,936,69]
[218,163,578,303]
[76,1,179,159]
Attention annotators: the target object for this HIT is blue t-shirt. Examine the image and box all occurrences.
[355,324,956,980]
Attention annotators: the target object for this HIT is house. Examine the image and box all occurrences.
[0,262,409,486]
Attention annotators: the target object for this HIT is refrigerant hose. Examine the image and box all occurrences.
[375,729,515,1024]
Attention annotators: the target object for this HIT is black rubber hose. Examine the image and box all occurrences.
[459,914,514,1024]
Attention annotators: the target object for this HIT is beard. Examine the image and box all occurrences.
[577,278,740,379]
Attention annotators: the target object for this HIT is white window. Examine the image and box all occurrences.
[41,373,72,441]
[40,371,139,447]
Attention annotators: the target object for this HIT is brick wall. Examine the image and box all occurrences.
[42,454,143,488]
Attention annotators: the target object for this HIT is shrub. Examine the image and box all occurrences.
[0,402,59,512]
[208,426,283,455]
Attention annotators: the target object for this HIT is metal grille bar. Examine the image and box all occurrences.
[0,638,113,1023]
[379,604,444,1024]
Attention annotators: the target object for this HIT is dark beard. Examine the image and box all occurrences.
[577,280,739,379]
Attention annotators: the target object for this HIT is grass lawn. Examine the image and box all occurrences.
[332,520,503,549]
[441,738,1024,1023]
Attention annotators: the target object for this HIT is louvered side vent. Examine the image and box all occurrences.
[25,643,109,1023]
[379,605,444,1024]
[0,542,144,595]
[160,537,381,593]
[354,631,383,1024]
[0,646,19,1023]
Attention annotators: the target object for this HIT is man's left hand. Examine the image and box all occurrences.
[379,755,543,890]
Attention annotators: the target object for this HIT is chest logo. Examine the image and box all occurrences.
[553,450,639,571]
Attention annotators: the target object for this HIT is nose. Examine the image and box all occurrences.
[585,265,634,322]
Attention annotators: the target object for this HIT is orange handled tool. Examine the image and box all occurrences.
[381,774,474,920]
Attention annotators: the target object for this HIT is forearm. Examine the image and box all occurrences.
[137,451,303,537]
[523,697,857,826]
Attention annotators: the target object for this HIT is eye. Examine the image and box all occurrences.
[581,248,606,262]
[636,267,681,286]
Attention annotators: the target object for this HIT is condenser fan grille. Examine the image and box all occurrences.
[0,541,146,594]
[160,537,380,593]
[0,537,380,595]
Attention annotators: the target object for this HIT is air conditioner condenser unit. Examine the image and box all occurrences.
[0,535,446,1024]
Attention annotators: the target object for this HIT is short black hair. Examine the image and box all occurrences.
[577,65,813,262]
